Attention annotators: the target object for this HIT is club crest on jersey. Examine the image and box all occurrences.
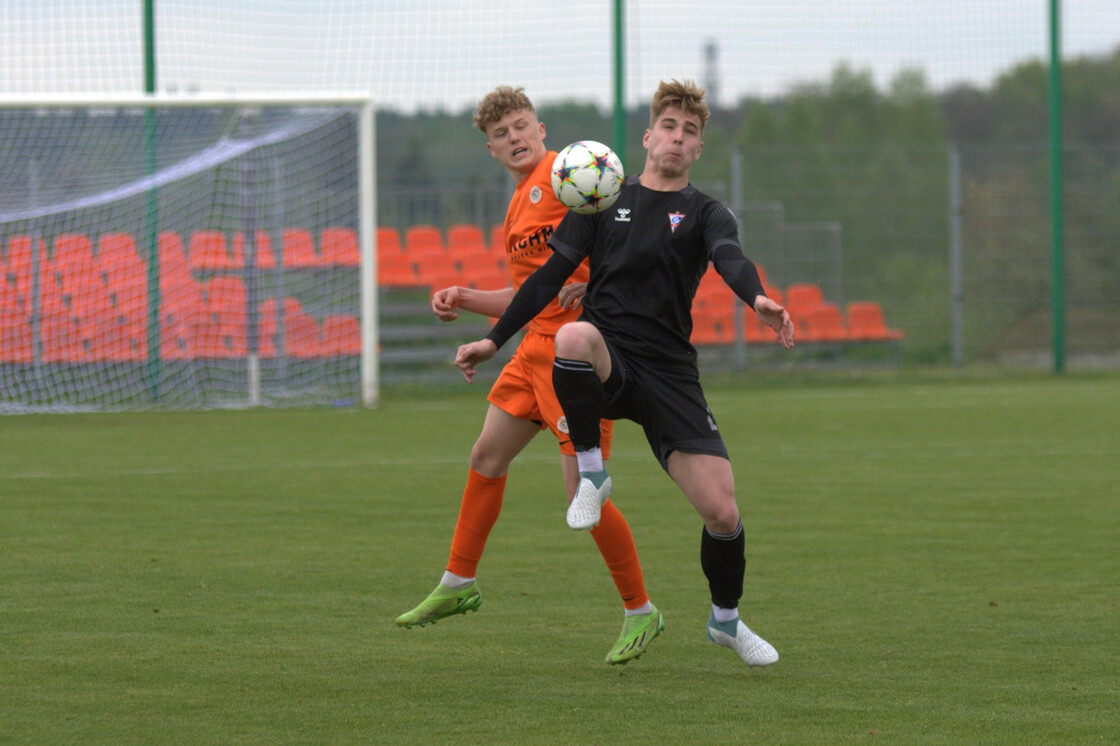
[530,185,543,204]
[668,212,685,233]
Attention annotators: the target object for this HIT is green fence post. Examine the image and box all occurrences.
[1049,0,1065,373]
[143,0,162,399]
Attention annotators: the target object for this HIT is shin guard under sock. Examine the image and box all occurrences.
[552,357,605,451]
[446,468,507,578]
[700,521,746,610]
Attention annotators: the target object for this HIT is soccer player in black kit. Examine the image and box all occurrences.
[455,79,795,666]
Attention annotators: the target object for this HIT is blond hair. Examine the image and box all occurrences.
[649,79,710,132]
[473,85,536,134]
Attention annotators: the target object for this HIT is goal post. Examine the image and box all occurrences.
[0,93,379,412]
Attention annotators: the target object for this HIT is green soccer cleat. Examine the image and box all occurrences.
[605,604,665,664]
[395,581,482,628]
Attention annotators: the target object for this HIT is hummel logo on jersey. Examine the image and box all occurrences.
[668,212,685,233]
[615,208,631,222]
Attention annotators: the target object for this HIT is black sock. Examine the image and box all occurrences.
[552,357,605,450]
[700,522,745,610]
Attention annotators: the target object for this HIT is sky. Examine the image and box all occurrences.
[2,1,1119,112]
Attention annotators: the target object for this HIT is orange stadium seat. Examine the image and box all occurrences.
[256,299,279,358]
[802,303,848,343]
[53,233,96,280]
[415,253,456,284]
[404,225,445,257]
[233,230,276,270]
[0,309,33,363]
[98,232,146,288]
[489,223,506,254]
[320,227,360,266]
[377,253,420,287]
[158,231,193,289]
[377,226,403,256]
[281,228,321,269]
[468,270,509,292]
[691,307,735,346]
[694,268,736,315]
[455,249,503,281]
[281,297,322,358]
[2,236,45,311]
[846,301,904,341]
[189,230,237,271]
[320,313,361,356]
[447,223,487,253]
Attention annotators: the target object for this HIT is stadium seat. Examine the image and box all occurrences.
[320,313,361,356]
[691,307,735,345]
[694,268,736,315]
[256,299,278,358]
[377,226,403,256]
[426,271,464,295]
[2,236,44,312]
[404,225,445,258]
[0,308,32,363]
[446,223,487,254]
[159,273,203,360]
[489,223,506,255]
[784,282,826,327]
[742,305,780,345]
[415,253,456,284]
[281,228,322,269]
[468,270,509,292]
[455,248,502,279]
[40,317,83,363]
[232,230,276,270]
[802,303,848,342]
[98,233,146,289]
[320,227,360,266]
[53,233,97,281]
[198,276,247,358]
[281,297,322,358]
[105,315,148,362]
[377,252,420,287]
[785,282,824,311]
[846,301,904,341]
[158,231,194,289]
[189,230,237,271]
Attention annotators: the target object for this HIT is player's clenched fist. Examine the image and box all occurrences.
[455,339,498,383]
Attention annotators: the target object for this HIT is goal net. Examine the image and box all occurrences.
[0,95,377,413]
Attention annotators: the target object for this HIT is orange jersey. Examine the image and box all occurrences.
[502,151,590,336]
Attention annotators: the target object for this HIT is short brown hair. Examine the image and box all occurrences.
[649,79,710,132]
[474,85,536,134]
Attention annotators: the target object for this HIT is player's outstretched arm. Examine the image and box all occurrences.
[432,286,516,321]
[753,296,796,349]
[455,339,498,383]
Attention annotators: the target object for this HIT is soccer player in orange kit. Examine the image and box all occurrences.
[395,86,662,665]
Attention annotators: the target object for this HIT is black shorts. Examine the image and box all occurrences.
[601,339,729,471]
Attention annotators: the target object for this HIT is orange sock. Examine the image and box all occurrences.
[589,500,649,610]
[446,468,507,579]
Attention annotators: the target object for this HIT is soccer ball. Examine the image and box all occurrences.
[550,140,625,214]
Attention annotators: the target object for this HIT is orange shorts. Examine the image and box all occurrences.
[487,330,614,458]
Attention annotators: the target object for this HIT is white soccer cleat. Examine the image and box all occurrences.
[566,474,612,530]
[706,616,779,667]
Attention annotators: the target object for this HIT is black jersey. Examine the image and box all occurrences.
[485,176,766,366]
[550,176,753,366]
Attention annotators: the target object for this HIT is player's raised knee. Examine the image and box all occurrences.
[555,321,599,359]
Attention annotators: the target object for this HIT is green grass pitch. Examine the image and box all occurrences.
[2,374,1117,744]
